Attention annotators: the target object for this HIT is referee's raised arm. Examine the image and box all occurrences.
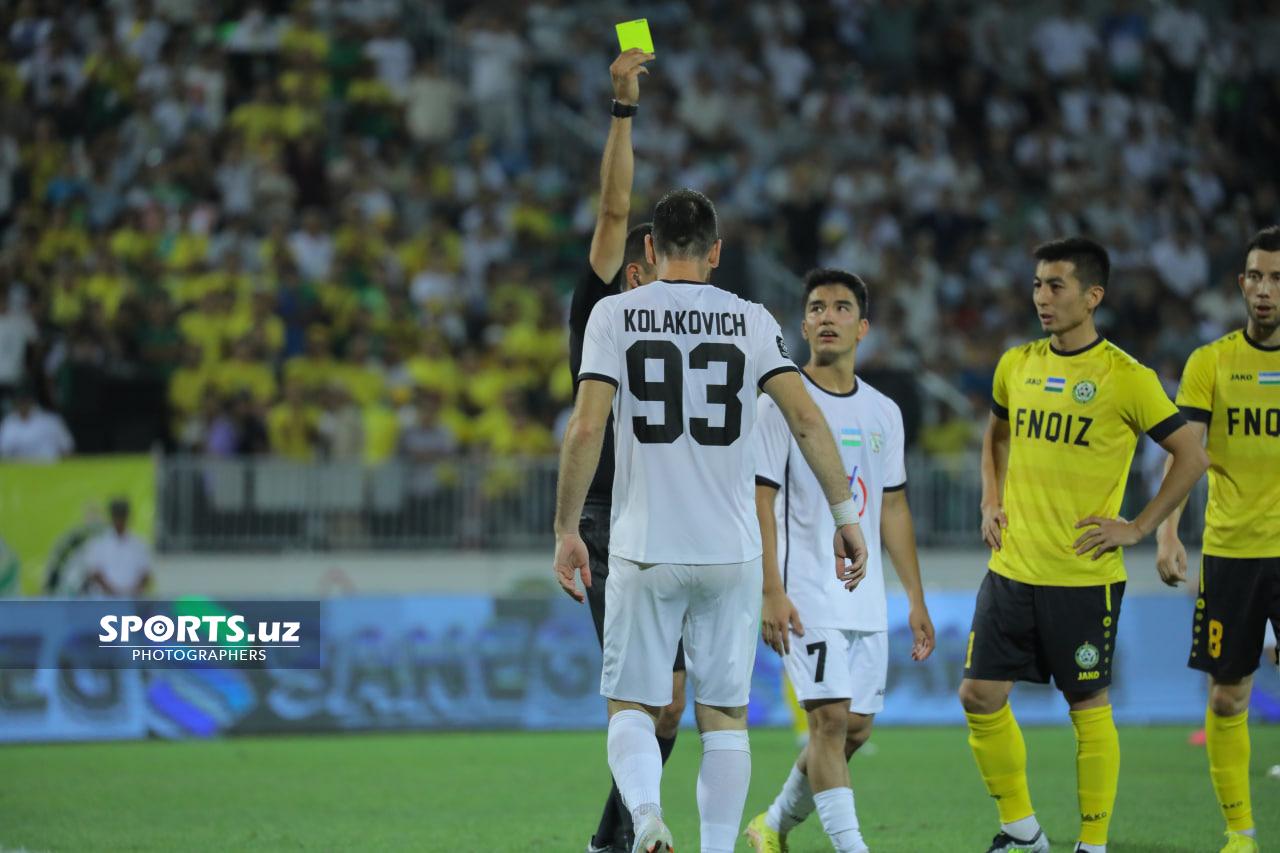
[588,48,652,283]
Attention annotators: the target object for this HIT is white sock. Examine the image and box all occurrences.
[1003,814,1041,841]
[765,763,815,834]
[696,730,751,853]
[814,787,866,853]
[607,710,663,822]
[1076,843,1105,853]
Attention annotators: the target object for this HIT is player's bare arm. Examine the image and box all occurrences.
[1154,420,1208,586]
[552,378,616,602]
[1074,424,1210,561]
[761,369,868,588]
[588,49,652,283]
[881,488,935,661]
[756,482,804,656]
[979,412,1011,551]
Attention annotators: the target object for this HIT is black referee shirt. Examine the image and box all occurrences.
[568,264,620,504]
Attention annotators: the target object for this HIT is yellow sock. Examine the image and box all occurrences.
[1206,706,1253,832]
[1071,704,1120,846]
[965,704,1034,824]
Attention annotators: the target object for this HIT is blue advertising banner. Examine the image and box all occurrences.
[2,593,1275,743]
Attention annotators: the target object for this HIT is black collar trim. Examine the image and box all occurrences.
[802,369,858,398]
[1050,336,1105,357]
[660,279,707,285]
[1243,329,1280,352]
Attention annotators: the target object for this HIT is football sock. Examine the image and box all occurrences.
[1076,843,1105,852]
[765,763,815,833]
[1071,704,1120,847]
[1206,706,1253,832]
[591,782,626,848]
[813,787,865,853]
[608,710,663,822]
[657,733,677,764]
[966,704,1036,826]
[697,730,751,853]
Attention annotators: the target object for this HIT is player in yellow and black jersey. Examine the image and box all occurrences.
[961,237,1210,853]
[1156,225,1280,853]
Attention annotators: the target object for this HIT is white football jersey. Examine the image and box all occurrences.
[579,280,798,564]
[754,372,906,631]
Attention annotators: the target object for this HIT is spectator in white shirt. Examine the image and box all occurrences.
[1030,0,1100,80]
[84,499,152,598]
[1150,225,1210,299]
[0,390,73,461]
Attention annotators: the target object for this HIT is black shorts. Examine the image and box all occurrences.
[964,570,1124,692]
[1188,555,1280,680]
[581,502,686,672]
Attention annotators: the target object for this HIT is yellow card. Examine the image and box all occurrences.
[615,18,654,54]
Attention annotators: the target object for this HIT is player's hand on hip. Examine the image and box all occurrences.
[1074,515,1143,561]
[761,588,804,656]
[1155,534,1188,587]
[909,603,936,661]
[980,503,1008,551]
[834,523,867,591]
[610,48,653,105]
[553,533,591,602]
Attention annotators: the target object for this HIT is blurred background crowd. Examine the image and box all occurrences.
[1,0,1278,465]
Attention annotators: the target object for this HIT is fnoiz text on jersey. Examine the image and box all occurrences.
[623,307,747,337]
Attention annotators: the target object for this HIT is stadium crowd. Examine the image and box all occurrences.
[1,0,1278,461]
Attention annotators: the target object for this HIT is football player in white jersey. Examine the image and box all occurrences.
[746,269,936,853]
[553,189,869,853]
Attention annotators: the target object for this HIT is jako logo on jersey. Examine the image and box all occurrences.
[1045,376,1066,393]
[1230,373,1254,382]
[1025,377,1042,386]
[847,468,868,517]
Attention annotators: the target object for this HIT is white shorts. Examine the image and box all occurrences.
[600,555,762,708]
[782,627,888,715]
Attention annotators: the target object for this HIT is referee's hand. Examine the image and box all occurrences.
[553,533,592,602]
[610,48,654,105]
[834,523,867,591]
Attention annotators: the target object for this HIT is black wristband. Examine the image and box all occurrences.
[610,99,638,118]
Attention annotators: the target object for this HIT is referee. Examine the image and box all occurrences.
[568,49,686,853]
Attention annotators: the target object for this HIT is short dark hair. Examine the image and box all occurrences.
[623,222,653,269]
[651,188,719,260]
[803,268,869,320]
[1245,225,1280,255]
[1032,236,1110,289]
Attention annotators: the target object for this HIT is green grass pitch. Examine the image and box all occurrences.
[2,725,1278,851]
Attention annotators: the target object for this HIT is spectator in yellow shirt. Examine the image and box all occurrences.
[266,382,320,462]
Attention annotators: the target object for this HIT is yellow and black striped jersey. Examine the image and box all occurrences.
[991,337,1183,586]
[1176,329,1280,558]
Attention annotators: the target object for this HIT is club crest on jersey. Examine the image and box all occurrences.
[1075,642,1100,670]
[869,432,883,452]
[1072,380,1097,404]
[1044,376,1066,393]
[776,335,790,359]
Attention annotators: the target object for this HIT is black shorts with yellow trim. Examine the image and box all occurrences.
[1188,554,1280,680]
[964,570,1124,691]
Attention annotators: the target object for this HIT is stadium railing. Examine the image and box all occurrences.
[156,454,1208,552]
